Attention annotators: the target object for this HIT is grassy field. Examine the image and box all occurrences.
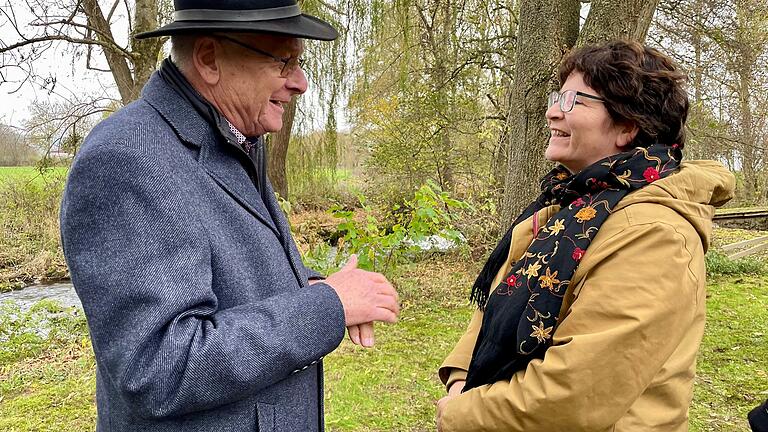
[0,252,766,431]
[0,166,68,182]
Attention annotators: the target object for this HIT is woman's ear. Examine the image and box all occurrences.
[192,37,221,86]
[616,122,639,149]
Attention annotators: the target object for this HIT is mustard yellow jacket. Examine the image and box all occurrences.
[438,161,735,432]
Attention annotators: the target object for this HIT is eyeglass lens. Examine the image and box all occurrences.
[548,91,577,112]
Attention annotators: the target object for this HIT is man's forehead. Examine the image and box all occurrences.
[233,32,304,52]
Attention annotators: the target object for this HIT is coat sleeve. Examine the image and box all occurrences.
[438,308,483,389]
[60,143,346,419]
[439,221,701,432]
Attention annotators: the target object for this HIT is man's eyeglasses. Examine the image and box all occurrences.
[548,90,605,113]
[216,34,305,77]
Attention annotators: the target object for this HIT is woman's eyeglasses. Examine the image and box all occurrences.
[548,90,605,113]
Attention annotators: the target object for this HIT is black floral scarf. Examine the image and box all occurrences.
[464,144,682,391]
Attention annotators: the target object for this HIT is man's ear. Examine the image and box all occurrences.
[616,122,639,149]
[192,37,221,86]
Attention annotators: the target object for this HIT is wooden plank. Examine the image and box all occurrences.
[716,207,768,216]
[722,235,768,252]
[727,241,768,260]
[714,211,768,220]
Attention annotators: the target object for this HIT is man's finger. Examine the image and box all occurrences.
[373,308,399,324]
[375,280,398,298]
[376,294,401,314]
[359,322,374,347]
[348,325,361,345]
[341,254,358,271]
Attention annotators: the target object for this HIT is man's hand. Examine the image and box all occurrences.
[347,321,375,347]
[448,380,465,397]
[308,273,376,347]
[325,255,400,327]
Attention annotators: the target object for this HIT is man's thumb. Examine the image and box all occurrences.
[341,254,358,271]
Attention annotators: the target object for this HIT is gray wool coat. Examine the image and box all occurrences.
[60,72,346,431]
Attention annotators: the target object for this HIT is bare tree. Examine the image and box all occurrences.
[0,0,170,106]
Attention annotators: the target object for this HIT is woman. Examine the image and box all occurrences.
[436,40,735,431]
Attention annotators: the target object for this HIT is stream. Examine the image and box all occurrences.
[0,282,81,312]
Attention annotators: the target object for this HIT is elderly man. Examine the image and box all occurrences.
[59,1,399,431]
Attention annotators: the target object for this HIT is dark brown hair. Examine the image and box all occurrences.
[559,40,689,148]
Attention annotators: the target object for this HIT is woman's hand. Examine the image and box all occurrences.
[436,380,465,431]
[448,380,465,397]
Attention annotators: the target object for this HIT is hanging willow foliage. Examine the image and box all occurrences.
[348,0,518,203]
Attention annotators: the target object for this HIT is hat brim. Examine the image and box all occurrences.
[135,14,338,41]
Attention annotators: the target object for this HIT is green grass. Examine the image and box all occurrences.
[0,254,765,431]
[324,255,474,431]
[0,167,68,184]
[0,300,95,431]
[690,275,768,431]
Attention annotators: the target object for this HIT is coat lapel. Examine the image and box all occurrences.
[142,73,280,236]
[199,143,280,236]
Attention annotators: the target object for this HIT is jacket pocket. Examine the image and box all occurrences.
[255,402,276,432]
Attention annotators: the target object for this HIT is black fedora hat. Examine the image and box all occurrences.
[135,0,338,41]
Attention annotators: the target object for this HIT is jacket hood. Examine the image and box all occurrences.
[615,160,736,252]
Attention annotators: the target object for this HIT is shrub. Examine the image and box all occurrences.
[705,250,766,277]
[0,168,68,290]
[304,180,471,275]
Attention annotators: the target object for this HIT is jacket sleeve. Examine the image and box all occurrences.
[438,308,483,389]
[60,143,346,419]
[439,221,701,432]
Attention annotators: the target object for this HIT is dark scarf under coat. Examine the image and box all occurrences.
[464,144,682,391]
[157,58,269,202]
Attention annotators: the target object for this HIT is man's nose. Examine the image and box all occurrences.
[286,67,308,95]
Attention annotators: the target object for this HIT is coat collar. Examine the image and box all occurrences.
[141,71,306,284]
[142,71,279,235]
[142,71,214,149]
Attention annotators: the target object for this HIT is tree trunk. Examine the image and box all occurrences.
[81,0,136,105]
[80,0,164,104]
[500,0,662,225]
[578,0,660,46]
[734,0,758,203]
[131,0,164,101]
[267,97,298,200]
[500,0,579,224]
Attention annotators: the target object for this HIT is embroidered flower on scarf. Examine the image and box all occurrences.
[572,247,585,261]
[548,219,566,235]
[572,197,585,208]
[556,171,570,180]
[505,274,518,287]
[588,178,610,190]
[530,320,554,343]
[643,167,660,183]
[524,261,542,278]
[538,268,560,291]
[574,206,597,223]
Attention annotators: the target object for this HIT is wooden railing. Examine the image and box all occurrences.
[715,207,768,259]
